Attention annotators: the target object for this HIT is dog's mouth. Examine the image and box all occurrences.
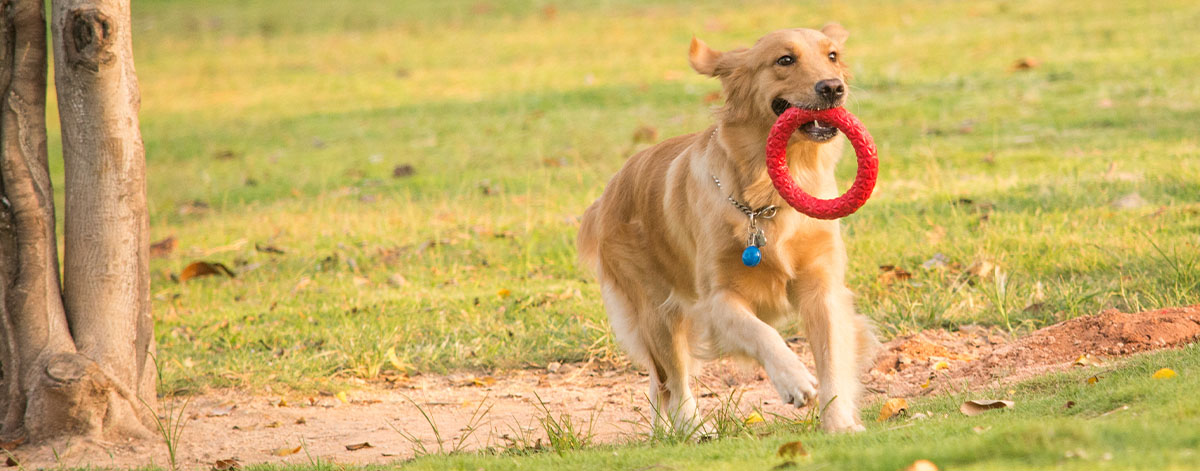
[771,98,839,143]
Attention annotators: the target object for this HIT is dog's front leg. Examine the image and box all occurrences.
[700,291,819,407]
[792,278,873,432]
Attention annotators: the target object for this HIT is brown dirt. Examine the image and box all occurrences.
[9,305,1199,469]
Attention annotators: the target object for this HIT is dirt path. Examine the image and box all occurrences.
[10,305,1199,469]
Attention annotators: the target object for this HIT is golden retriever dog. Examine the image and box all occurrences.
[577,24,879,433]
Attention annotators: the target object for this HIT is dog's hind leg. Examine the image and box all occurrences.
[643,299,701,435]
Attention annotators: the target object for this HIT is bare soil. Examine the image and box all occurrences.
[10,305,1199,469]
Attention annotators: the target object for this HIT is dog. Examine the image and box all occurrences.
[577,24,879,433]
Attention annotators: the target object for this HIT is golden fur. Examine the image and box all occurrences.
[577,25,879,432]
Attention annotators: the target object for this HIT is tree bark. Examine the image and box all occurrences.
[0,0,155,443]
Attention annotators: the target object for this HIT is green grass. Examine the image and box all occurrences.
[90,0,1200,393]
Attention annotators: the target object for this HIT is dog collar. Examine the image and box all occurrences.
[711,175,776,267]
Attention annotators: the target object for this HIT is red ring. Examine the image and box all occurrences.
[765,107,878,220]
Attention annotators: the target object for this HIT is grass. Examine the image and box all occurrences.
[93,0,1200,395]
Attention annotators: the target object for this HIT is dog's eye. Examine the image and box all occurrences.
[827,51,838,62]
[775,55,795,66]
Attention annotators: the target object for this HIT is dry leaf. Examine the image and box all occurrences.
[631,125,659,144]
[1152,368,1176,379]
[206,404,237,417]
[877,398,908,422]
[905,459,939,471]
[777,441,808,458]
[336,391,350,404]
[386,346,411,372]
[965,259,997,279]
[4,456,17,468]
[1087,375,1100,385]
[345,442,373,451]
[150,236,178,258]
[1011,57,1039,71]
[295,417,307,425]
[497,288,512,299]
[1064,401,1076,409]
[0,437,25,451]
[877,265,913,285]
[266,421,282,429]
[255,243,285,255]
[212,458,241,471]
[1073,353,1104,367]
[744,411,765,425]
[271,445,302,457]
[180,261,236,282]
[932,361,949,371]
[393,164,416,178]
[960,399,1014,416]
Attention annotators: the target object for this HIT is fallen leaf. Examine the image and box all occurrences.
[345,442,373,451]
[255,243,286,255]
[265,421,282,428]
[456,376,497,387]
[1152,368,1176,379]
[744,411,765,425]
[1087,375,1100,385]
[1010,56,1039,71]
[150,236,178,258]
[1064,401,1076,409]
[0,437,25,451]
[932,361,950,371]
[387,274,409,287]
[777,440,808,458]
[336,391,349,404]
[631,125,659,144]
[921,252,949,270]
[386,346,411,372]
[295,417,307,425]
[877,265,913,285]
[393,164,416,178]
[4,456,16,467]
[212,458,241,471]
[877,398,908,422]
[497,288,512,299]
[206,404,237,417]
[275,398,289,407]
[1074,353,1104,367]
[965,259,997,279]
[905,459,939,471]
[271,445,302,457]
[180,261,236,282]
[960,399,1014,416]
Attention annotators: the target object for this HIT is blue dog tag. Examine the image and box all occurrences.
[741,245,762,267]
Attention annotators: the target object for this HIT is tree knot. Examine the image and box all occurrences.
[65,8,114,72]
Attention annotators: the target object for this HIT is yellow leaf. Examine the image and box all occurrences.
[336,391,349,404]
[744,411,765,425]
[1087,375,1100,385]
[1074,354,1103,367]
[932,361,949,371]
[498,288,512,298]
[1152,368,1176,379]
[877,398,908,422]
[777,441,808,458]
[272,445,302,456]
[386,346,409,372]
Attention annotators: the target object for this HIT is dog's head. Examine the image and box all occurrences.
[690,24,851,142]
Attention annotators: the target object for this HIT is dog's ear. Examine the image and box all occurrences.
[821,23,849,46]
[689,36,723,76]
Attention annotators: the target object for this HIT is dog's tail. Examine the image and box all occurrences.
[576,199,603,274]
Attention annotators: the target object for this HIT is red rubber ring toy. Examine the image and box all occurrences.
[766,107,878,220]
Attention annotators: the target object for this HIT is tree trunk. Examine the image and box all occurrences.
[0,0,154,443]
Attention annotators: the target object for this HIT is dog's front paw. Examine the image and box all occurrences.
[766,364,818,408]
[820,401,864,433]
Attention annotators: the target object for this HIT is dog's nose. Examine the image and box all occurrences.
[814,79,845,103]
